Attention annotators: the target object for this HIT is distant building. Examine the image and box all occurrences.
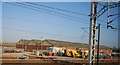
[16,39,53,51]
[16,39,112,54]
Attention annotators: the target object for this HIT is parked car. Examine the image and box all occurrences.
[18,54,29,60]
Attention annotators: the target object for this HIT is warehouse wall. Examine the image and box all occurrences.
[16,44,50,52]
[16,40,112,54]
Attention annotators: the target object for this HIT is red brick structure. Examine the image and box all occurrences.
[16,39,112,54]
[16,39,53,51]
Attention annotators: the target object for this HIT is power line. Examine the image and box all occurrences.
[12,0,89,16]
[7,2,90,24]
[98,2,108,7]
[97,20,119,31]
[7,2,118,30]
[94,2,119,31]
[108,13,120,17]
[97,2,120,19]
[80,32,89,39]
[107,15,120,24]
[2,16,93,39]
[1,16,89,29]
[80,28,89,39]
[81,27,89,34]
[2,27,86,40]
[3,15,117,31]
[7,3,117,29]
[22,2,90,22]
[97,19,119,29]
[81,25,117,47]
[25,2,89,16]
[97,2,120,31]
[2,15,118,32]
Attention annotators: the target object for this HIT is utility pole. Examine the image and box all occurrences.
[88,2,97,65]
[88,2,119,65]
[97,24,100,65]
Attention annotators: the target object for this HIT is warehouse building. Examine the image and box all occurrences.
[16,39,112,54]
[16,39,53,51]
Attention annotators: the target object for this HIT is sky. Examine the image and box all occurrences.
[1,2,119,48]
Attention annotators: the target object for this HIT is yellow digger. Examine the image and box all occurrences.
[71,50,80,58]
[65,49,72,57]
[76,48,88,58]
[64,48,88,58]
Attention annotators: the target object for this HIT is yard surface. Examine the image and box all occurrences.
[1,54,120,65]
[0,51,120,65]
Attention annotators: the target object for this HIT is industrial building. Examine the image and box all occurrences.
[16,39,112,54]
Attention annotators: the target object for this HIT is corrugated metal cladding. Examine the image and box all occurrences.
[16,39,112,53]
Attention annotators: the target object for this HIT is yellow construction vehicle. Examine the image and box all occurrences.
[76,48,88,58]
[71,50,80,57]
[84,50,88,58]
[64,48,88,58]
[64,49,72,57]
